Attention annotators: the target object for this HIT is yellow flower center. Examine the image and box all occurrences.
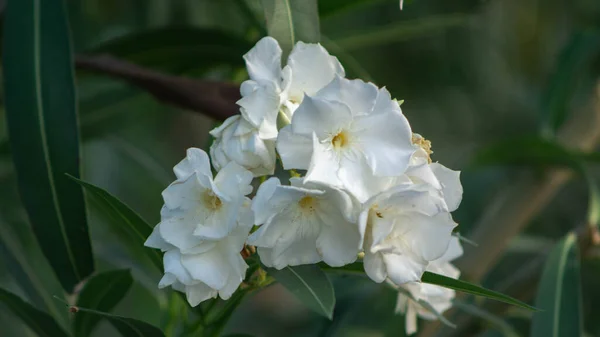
[412,133,433,163]
[202,190,222,211]
[298,195,317,214]
[332,130,349,149]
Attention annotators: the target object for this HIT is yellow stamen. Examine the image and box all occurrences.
[332,131,349,149]
[203,190,222,210]
[412,133,433,163]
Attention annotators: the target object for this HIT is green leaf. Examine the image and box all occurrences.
[0,219,68,329]
[74,269,134,337]
[421,272,536,311]
[86,27,252,74]
[265,265,335,319]
[530,233,582,337]
[471,136,600,170]
[260,0,320,58]
[75,308,166,337]
[453,300,519,337]
[318,0,390,17]
[0,288,69,337]
[223,335,256,337]
[540,31,600,136]
[2,0,94,291]
[333,14,468,51]
[67,176,163,272]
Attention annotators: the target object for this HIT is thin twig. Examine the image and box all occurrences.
[75,55,241,121]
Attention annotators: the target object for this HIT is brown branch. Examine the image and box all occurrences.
[418,82,600,337]
[75,55,241,121]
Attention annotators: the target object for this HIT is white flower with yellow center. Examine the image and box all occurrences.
[238,36,345,140]
[359,182,456,286]
[210,115,276,177]
[277,76,415,202]
[247,177,361,269]
[395,237,463,335]
[144,148,254,306]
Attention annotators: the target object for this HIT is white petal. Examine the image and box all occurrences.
[213,162,253,198]
[256,247,276,268]
[243,36,282,83]
[271,232,322,269]
[158,273,177,289]
[185,283,218,307]
[286,42,344,100]
[251,177,281,225]
[434,236,463,264]
[405,303,418,335]
[384,253,427,285]
[372,87,400,115]
[337,151,380,203]
[430,163,462,212]
[159,211,200,251]
[181,248,230,290]
[304,133,342,188]
[192,200,242,240]
[393,212,456,262]
[162,250,195,285]
[316,220,360,267]
[173,148,212,180]
[291,96,353,139]
[237,82,280,140]
[407,163,442,190]
[377,183,446,217]
[353,109,414,176]
[276,125,313,170]
[363,251,386,283]
[316,77,378,116]
[144,224,173,251]
[218,254,247,299]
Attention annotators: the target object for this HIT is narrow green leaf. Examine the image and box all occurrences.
[0,288,69,337]
[260,0,320,58]
[531,233,582,337]
[334,14,468,51]
[2,0,94,291]
[421,272,536,311]
[0,220,68,329]
[67,175,163,272]
[74,269,134,337]
[75,307,166,337]
[541,32,600,136]
[223,334,256,337]
[265,265,335,319]
[86,27,251,74]
[582,168,600,227]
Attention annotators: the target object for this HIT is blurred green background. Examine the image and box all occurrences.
[1,0,600,336]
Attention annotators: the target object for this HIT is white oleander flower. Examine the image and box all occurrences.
[238,36,345,140]
[210,115,276,177]
[144,148,254,306]
[247,177,361,269]
[395,237,463,335]
[359,183,456,286]
[277,76,415,202]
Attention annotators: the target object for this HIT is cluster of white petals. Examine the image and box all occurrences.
[147,36,465,328]
[394,237,464,335]
[145,148,253,305]
[210,36,344,176]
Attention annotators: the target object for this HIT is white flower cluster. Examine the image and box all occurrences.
[145,37,464,325]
